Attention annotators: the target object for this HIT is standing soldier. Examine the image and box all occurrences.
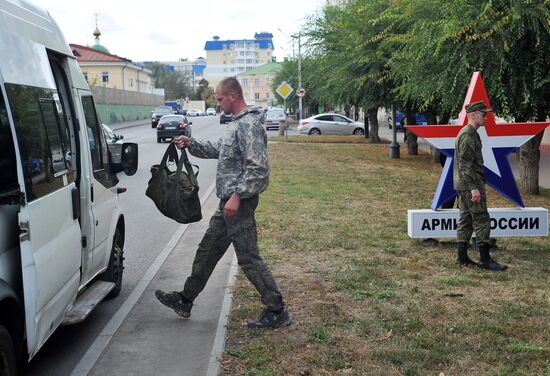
[155,77,291,328]
[453,101,507,271]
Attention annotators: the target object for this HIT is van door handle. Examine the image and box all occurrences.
[71,187,80,219]
[19,221,30,241]
[91,185,94,202]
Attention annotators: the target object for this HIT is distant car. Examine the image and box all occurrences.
[206,108,216,116]
[219,112,233,124]
[297,113,365,135]
[156,115,192,143]
[102,123,124,165]
[180,109,188,116]
[187,109,205,116]
[263,108,287,130]
[151,106,173,128]
[388,112,427,130]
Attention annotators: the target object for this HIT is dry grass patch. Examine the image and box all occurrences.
[220,141,550,376]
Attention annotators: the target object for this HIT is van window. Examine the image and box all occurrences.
[5,84,75,201]
[0,92,18,194]
[81,96,108,172]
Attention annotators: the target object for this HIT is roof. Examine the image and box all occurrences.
[236,62,281,76]
[70,44,131,62]
[91,43,110,54]
[204,39,274,51]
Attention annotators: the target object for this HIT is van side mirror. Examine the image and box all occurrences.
[114,142,138,176]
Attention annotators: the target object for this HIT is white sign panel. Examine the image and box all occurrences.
[408,208,548,238]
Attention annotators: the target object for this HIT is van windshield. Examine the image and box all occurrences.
[0,91,18,195]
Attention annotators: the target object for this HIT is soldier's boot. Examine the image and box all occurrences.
[478,243,507,271]
[247,307,291,329]
[155,290,193,318]
[456,241,478,266]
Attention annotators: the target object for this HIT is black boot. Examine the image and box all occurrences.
[478,243,507,271]
[456,242,478,266]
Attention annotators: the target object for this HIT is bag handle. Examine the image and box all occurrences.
[178,148,200,188]
[161,142,180,166]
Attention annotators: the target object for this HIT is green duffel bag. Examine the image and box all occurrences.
[146,142,202,223]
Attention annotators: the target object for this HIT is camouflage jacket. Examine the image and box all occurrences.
[188,107,270,199]
[453,124,485,191]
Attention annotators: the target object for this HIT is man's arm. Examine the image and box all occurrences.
[174,135,220,159]
[457,133,479,190]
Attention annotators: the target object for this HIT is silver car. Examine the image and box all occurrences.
[297,113,365,135]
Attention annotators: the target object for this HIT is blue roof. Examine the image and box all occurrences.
[204,39,274,51]
[255,32,273,38]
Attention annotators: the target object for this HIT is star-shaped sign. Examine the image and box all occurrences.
[406,72,550,209]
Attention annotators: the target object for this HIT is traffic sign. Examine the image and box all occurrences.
[297,88,306,97]
[276,81,293,100]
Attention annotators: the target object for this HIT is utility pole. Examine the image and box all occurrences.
[297,32,303,121]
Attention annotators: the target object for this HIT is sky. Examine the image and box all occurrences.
[38,0,325,62]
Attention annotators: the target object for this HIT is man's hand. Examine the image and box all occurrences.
[471,188,481,204]
[174,135,191,149]
[224,193,240,218]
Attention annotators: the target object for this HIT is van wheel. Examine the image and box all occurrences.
[309,128,321,136]
[0,326,16,376]
[100,228,124,298]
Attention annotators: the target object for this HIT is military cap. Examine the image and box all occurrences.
[465,100,491,113]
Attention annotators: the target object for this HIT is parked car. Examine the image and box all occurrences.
[263,108,287,130]
[297,113,365,135]
[102,123,125,165]
[206,108,216,116]
[220,112,233,124]
[388,112,427,130]
[187,109,205,116]
[151,106,173,128]
[156,115,192,142]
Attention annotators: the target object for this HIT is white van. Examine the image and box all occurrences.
[0,0,138,373]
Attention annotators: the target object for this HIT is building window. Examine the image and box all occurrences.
[129,78,134,87]
[242,79,248,87]
[254,79,260,88]
[255,92,260,100]
[102,72,109,83]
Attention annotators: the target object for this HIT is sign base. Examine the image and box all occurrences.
[408,208,548,238]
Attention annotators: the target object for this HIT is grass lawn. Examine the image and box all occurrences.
[220,136,550,376]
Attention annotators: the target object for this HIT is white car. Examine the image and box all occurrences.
[187,109,205,116]
[297,113,365,135]
[263,108,287,130]
[206,108,216,116]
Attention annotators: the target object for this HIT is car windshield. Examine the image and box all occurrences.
[160,116,185,124]
[154,108,172,114]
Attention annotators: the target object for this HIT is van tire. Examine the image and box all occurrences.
[0,325,16,376]
[100,228,124,298]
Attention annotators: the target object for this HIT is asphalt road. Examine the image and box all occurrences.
[23,115,222,376]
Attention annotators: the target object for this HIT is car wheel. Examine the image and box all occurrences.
[0,325,16,376]
[99,228,124,298]
[152,123,156,128]
[309,128,321,136]
[353,128,365,135]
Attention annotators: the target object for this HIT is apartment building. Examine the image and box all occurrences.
[204,32,274,88]
[236,62,281,108]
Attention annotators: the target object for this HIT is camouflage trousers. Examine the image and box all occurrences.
[182,196,284,311]
[456,189,491,245]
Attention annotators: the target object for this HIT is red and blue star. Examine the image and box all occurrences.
[406,72,549,209]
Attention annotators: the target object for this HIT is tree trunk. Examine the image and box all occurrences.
[519,132,543,195]
[367,108,380,143]
[405,112,418,155]
[425,112,439,162]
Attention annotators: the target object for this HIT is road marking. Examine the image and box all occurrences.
[71,181,216,376]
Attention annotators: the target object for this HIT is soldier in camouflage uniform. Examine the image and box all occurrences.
[453,100,507,271]
[155,77,291,328]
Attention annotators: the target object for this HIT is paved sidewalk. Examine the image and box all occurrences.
[376,124,549,189]
[84,189,237,376]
